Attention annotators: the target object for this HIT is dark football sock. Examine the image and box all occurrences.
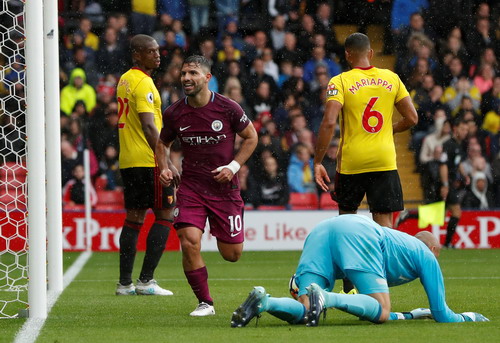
[119,220,142,285]
[185,266,213,305]
[139,219,172,283]
[342,278,355,293]
[444,216,459,246]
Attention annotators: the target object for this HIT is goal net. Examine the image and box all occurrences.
[0,0,28,318]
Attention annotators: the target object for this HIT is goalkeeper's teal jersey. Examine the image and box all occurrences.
[295,214,464,322]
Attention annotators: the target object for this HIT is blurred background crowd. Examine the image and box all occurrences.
[1,0,500,211]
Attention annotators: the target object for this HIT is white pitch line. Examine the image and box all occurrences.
[13,251,92,343]
[67,276,500,283]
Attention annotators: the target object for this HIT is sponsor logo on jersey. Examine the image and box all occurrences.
[182,134,227,145]
[147,92,154,103]
[327,83,338,96]
[173,207,179,217]
[179,125,191,131]
[240,113,248,123]
[211,120,223,132]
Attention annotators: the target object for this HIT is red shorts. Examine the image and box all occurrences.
[173,188,245,244]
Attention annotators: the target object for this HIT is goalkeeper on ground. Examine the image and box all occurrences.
[231,214,489,327]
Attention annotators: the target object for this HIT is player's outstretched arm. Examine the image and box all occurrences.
[212,122,258,183]
[420,255,489,323]
[314,100,341,192]
[393,96,418,134]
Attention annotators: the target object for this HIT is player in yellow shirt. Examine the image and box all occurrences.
[115,35,177,296]
[314,34,417,294]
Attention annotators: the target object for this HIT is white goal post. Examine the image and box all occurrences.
[0,0,63,319]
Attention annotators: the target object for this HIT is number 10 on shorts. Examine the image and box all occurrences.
[228,215,242,237]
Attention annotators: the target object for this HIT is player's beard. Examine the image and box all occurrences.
[184,82,204,97]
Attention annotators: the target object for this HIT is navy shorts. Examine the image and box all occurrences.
[333,170,404,213]
[120,167,175,210]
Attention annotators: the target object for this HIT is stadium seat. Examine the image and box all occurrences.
[319,192,339,210]
[257,205,287,210]
[288,192,319,210]
[94,176,107,191]
[95,190,124,210]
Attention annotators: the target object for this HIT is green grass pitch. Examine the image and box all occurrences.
[1,249,499,343]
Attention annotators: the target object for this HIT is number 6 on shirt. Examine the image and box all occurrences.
[362,97,383,133]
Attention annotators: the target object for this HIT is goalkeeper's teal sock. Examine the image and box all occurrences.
[323,292,382,323]
[389,312,413,320]
[266,297,307,324]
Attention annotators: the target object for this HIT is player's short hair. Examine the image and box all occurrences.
[345,33,371,52]
[130,34,156,53]
[183,55,211,73]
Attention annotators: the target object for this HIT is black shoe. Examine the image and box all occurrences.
[231,286,267,328]
[306,283,327,327]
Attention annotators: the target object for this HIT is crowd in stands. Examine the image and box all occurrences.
[1,0,500,211]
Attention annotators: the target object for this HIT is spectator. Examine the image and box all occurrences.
[395,12,436,56]
[62,164,98,207]
[473,63,496,94]
[61,139,83,187]
[224,83,253,121]
[287,143,316,194]
[421,145,445,204]
[96,27,128,77]
[440,55,466,88]
[238,163,257,207]
[261,47,279,83]
[88,101,119,160]
[98,145,122,190]
[106,13,130,51]
[462,171,493,209]
[247,57,277,99]
[158,0,186,22]
[303,47,341,84]
[277,59,293,88]
[254,155,289,208]
[215,0,239,34]
[438,27,470,69]
[296,15,316,60]
[249,81,277,116]
[391,0,429,43]
[188,0,210,35]
[481,75,500,114]
[270,15,287,51]
[466,17,497,63]
[275,32,301,66]
[172,19,187,50]
[217,35,241,63]
[60,68,97,116]
[441,76,481,116]
[420,117,452,167]
[73,17,100,51]
[460,141,493,182]
[130,0,157,35]
[281,113,308,152]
